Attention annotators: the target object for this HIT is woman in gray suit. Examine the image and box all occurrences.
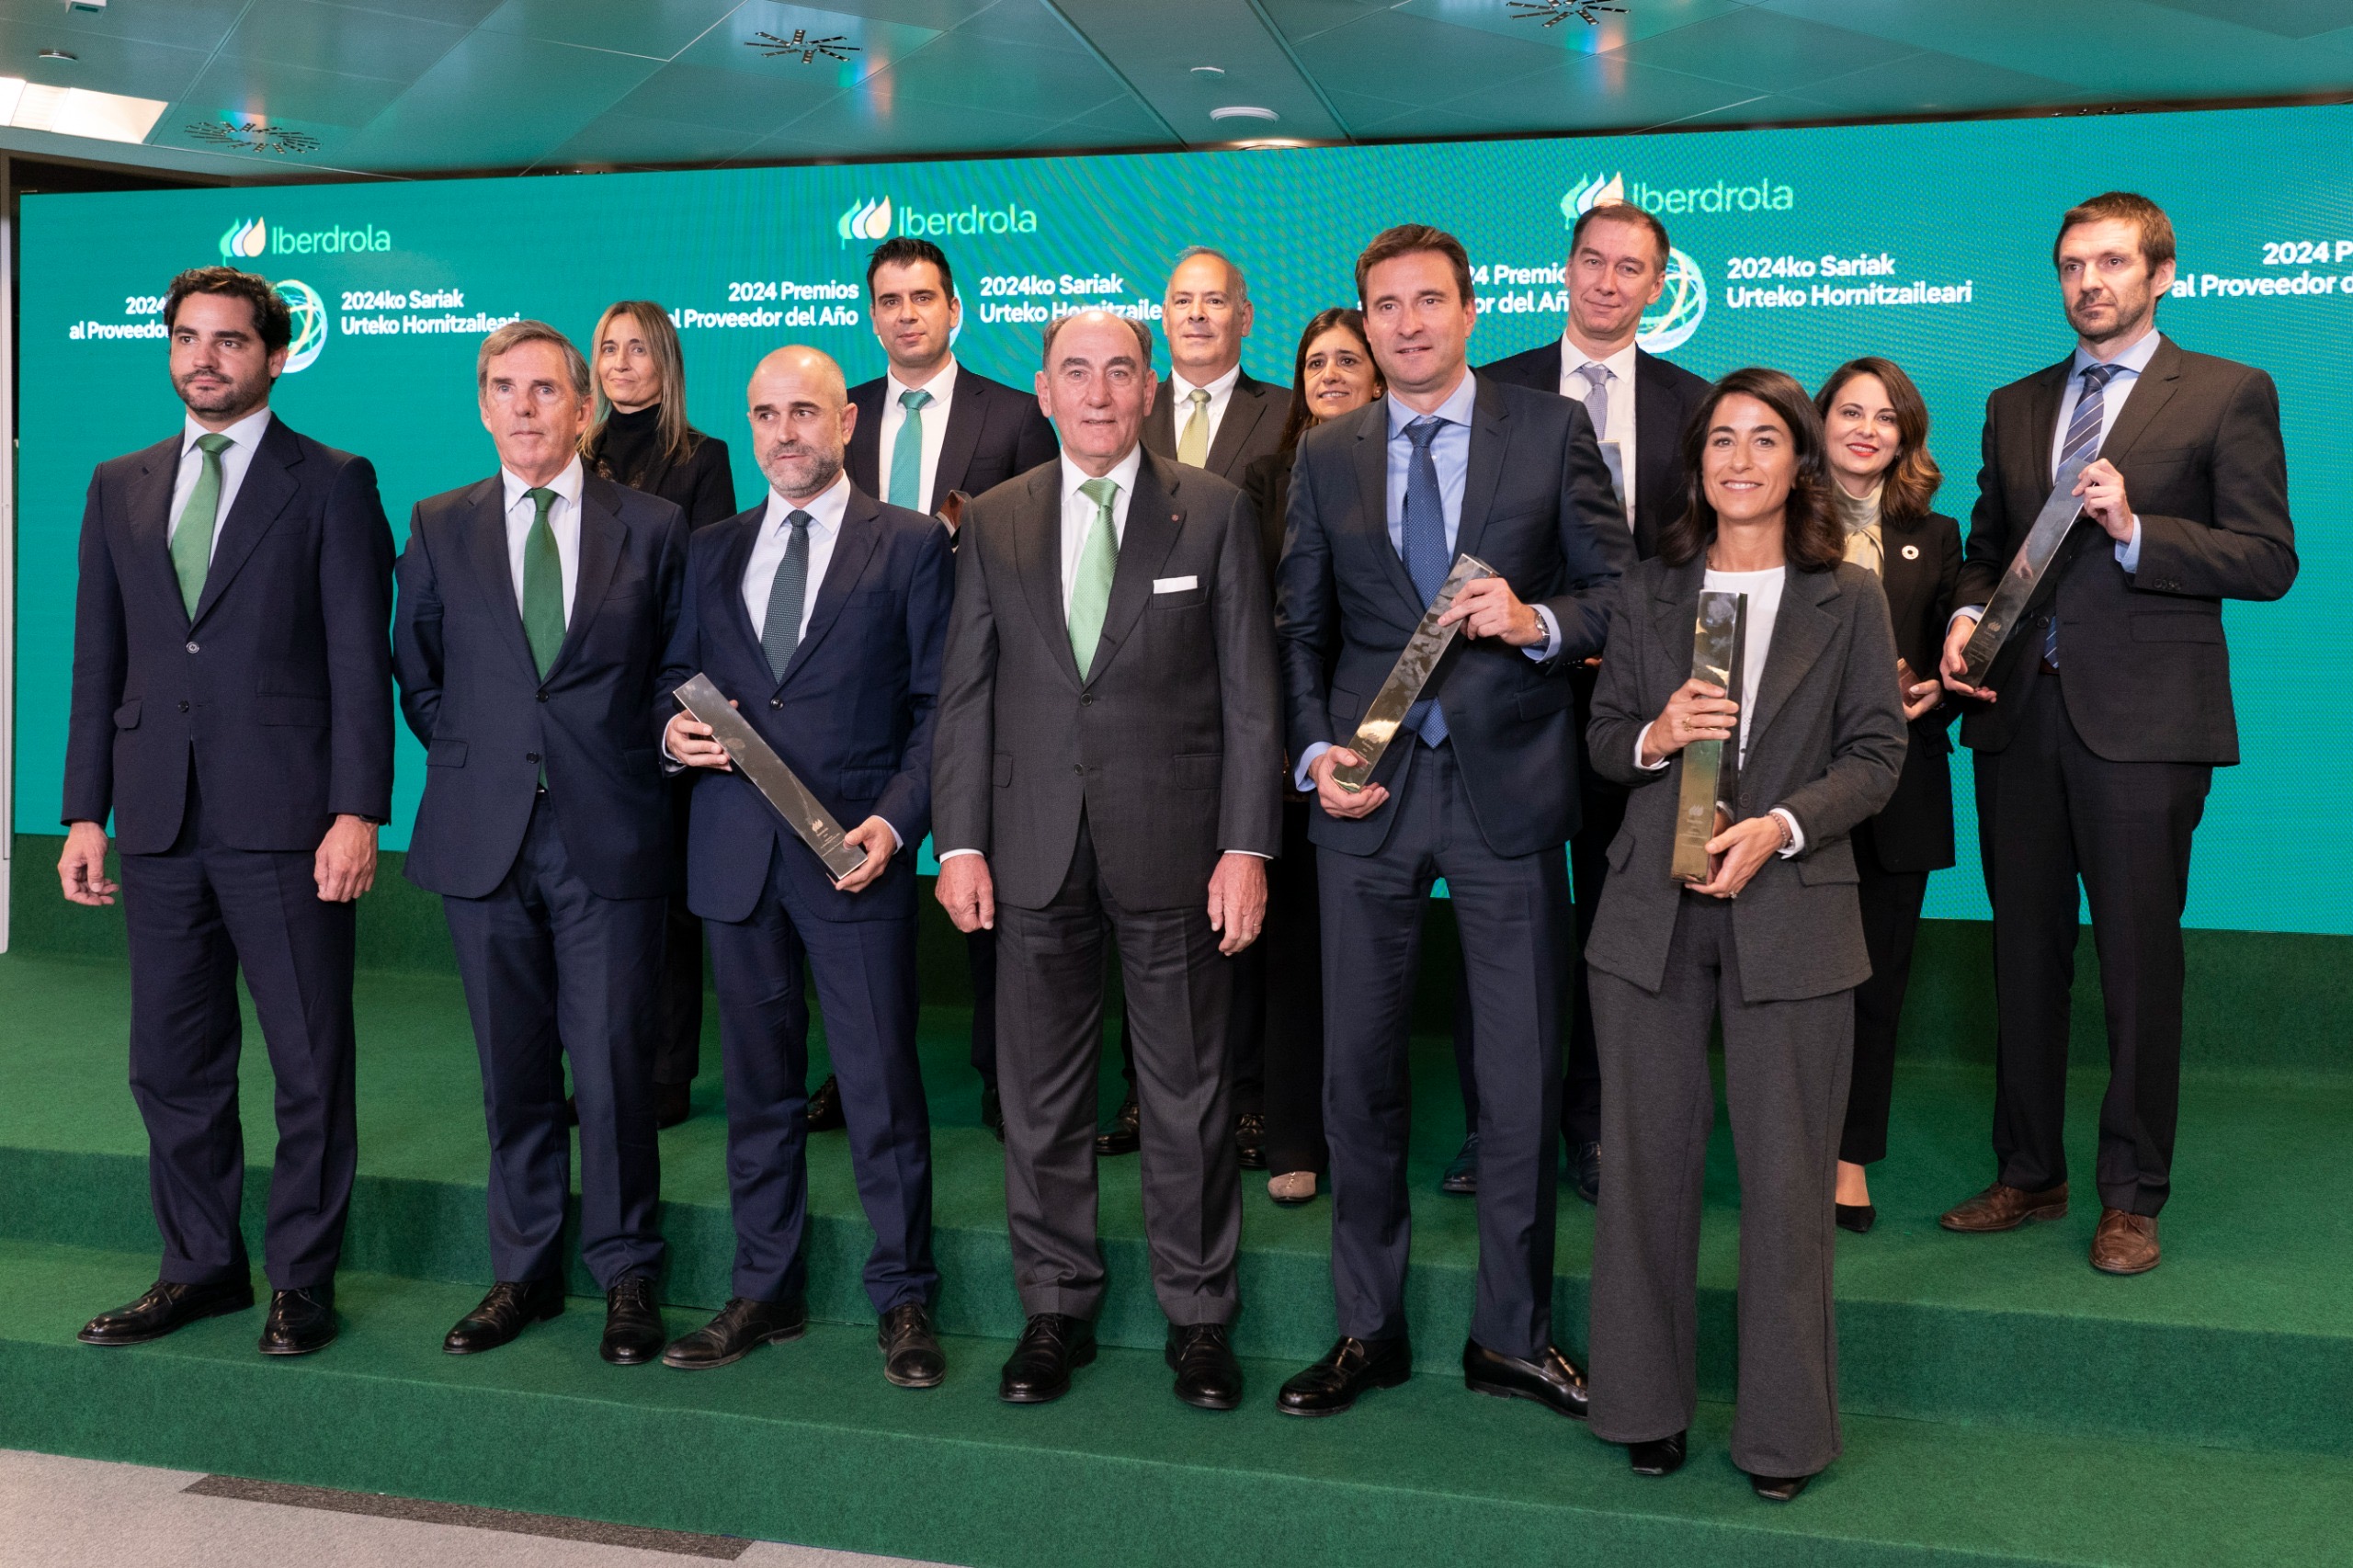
[1581,368,1906,1501]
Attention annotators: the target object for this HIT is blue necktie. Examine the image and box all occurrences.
[2047,363,2117,668]
[1400,415,1451,745]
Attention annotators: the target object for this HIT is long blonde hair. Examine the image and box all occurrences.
[584,301,694,468]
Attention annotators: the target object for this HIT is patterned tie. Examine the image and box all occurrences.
[760,508,813,681]
[2046,362,2119,668]
[1575,361,1611,444]
[520,487,565,678]
[170,433,233,618]
[889,387,931,510]
[1400,416,1451,745]
[1068,477,1120,677]
[1176,387,1212,467]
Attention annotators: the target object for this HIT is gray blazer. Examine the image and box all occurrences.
[932,448,1284,913]
[1585,554,1907,1004]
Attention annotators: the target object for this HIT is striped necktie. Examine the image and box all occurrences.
[2046,363,2118,669]
[1399,416,1451,745]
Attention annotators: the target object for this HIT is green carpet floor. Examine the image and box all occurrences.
[3,948,2350,1564]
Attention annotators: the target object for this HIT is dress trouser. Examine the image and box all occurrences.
[1259,799,1328,1176]
[705,838,936,1312]
[654,776,704,1087]
[995,811,1242,1325]
[1320,740,1567,1360]
[966,928,999,1095]
[440,792,666,1290]
[1975,664,2211,1216]
[119,767,357,1291]
[1841,819,1928,1166]
[1589,893,1851,1479]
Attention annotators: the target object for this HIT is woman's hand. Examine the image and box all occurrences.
[1897,657,1943,722]
[1641,678,1739,767]
[1687,813,1789,900]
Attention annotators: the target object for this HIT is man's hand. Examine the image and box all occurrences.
[1641,678,1737,767]
[1940,613,1995,702]
[58,822,117,907]
[314,814,378,903]
[2075,458,2135,542]
[936,853,995,933]
[834,816,896,893]
[1688,814,1787,900]
[1310,747,1389,820]
[1438,575,1542,646]
[1206,852,1267,957]
[665,707,733,770]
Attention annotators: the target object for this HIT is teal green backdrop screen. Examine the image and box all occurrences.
[16,104,2340,931]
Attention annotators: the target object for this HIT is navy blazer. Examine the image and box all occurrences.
[665,484,951,925]
[1276,377,1631,860]
[64,415,394,854]
[392,472,688,902]
[847,366,1058,516]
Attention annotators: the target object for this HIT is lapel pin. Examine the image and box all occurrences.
[1901,543,1920,560]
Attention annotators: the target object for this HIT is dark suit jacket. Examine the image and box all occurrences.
[1478,341,1712,560]
[1142,369,1288,485]
[1867,510,1963,874]
[64,415,394,854]
[665,486,951,925]
[933,449,1283,913]
[1275,378,1631,860]
[586,428,737,530]
[1959,337,2296,764]
[847,366,1059,516]
[1586,557,1907,1003]
[393,473,688,902]
[1242,447,1296,580]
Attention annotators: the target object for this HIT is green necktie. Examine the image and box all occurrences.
[889,387,932,509]
[1176,387,1211,467]
[520,486,565,678]
[1068,476,1120,678]
[170,433,233,618]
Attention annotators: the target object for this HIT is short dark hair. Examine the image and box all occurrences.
[1813,357,1942,525]
[1570,201,1672,272]
[867,237,954,301]
[2053,191,2176,272]
[1660,367,1844,573]
[164,267,290,354]
[1354,225,1473,310]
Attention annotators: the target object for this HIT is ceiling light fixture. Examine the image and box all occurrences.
[1210,106,1278,121]
[1506,0,1628,25]
[38,49,77,61]
[1191,65,1225,76]
[746,28,858,64]
[185,118,320,155]
[0,78,165,142]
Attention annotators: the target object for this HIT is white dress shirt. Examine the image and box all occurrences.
[1635,564,1805,858]
[1561,336,1641,523]
[875,358,959,513]
[1166,362,1241,458]
[500,456,584,624]
[168,406,274,562]
[742,470,849,645]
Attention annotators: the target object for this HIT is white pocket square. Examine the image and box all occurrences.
[1153,575,1199,593]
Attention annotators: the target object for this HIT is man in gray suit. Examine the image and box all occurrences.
[933,309,1283,1411]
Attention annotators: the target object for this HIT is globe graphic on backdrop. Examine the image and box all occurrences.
[276,278,328,373]
[1638,247,1708,354]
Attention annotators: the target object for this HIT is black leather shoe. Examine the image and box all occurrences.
[1571,1141,1601,1205]
[1630,1431,1688,1477]
[1233,1111,1267,1171]
[807,1074,845,1131]
[257,1286,336,1356]
[654,1082,692,1130]
[999,1313,1097,1403]
[980,1084,1005,1142]
[661,1296,807,1369]
[1463,1339,1587,1419]
[1094,1096,1140,1157]
[600,1276,665,1366]
[1166,1323,1243,1411]
[79,1278,254,1346]
[879,1301,945,1389]
[1835,1203,1877,1233]
[443,1277,564,1355]
[1276,1335,1412,1416]
[1751,1471,1813,1502]
[1440,1135,1479,1195]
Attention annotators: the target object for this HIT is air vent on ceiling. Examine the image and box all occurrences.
[185,118,320,155]
[746,28,858,64]
[1506,0,1628,25]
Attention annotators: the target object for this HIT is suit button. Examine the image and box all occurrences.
[770,698,782,709]
[537,692,549,703]
[526,752,540,763]
[1081,694,1095,706]
[185,642,199,653]
[177,700,189,713]
[1074,764,1085,776]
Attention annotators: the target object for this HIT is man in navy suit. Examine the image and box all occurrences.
[63,267,393,1359]
[658,346,952,1387]
[392,321,688,1368]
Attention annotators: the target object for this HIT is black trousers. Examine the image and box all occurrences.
[119,768,357,1291]
[1975,666,2211,1217]
[1841,821,1928,1167]
[1256,800,1327,1176]
[966,928,998,1095]
[653,778,703,1087]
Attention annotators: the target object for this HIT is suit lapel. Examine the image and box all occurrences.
[780,487,882,686]
[1632,352,1683,555]
[1454,378,1509,565]
[1350,404,1424,620]
[2026,358,2071,489]
[461,478,542,684]
[127,435,186,624]
[1142,386,1174,458]
[1651,554,1706,662]
[715,506,766,670]
[1745,568,1839,752]
[1207,376,1271,481]
[2100,337,2184,462]
[191,419,301,626]
[544,478,624,685]
[930,381,986,513]
[1087,453,1185,687]
[1014,466,1084,692]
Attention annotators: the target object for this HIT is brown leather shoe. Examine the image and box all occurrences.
[2091,1209,2160,1275]
[1938,1181,2068,1233]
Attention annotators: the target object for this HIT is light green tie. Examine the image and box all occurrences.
[889,387,931,509]
[170,433,233,618]
[1176,387,1211,468]
[520,487,565,679]
[1068,476,1120,678]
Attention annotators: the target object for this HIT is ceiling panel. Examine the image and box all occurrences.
[1794,49,2091,118]
[1601,9,1921,95]
[332,29,661,169]
[478,0,744,60]
[219,0,470,81]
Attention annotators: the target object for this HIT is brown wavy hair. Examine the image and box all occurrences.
[1658,367,1841,572]
[1813,357,1942,524]
[1276,307,1383,456]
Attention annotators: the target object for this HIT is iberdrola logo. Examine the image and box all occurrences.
[1563,171,1708,354]
[838,196,892,246]
[219,216,267,259]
